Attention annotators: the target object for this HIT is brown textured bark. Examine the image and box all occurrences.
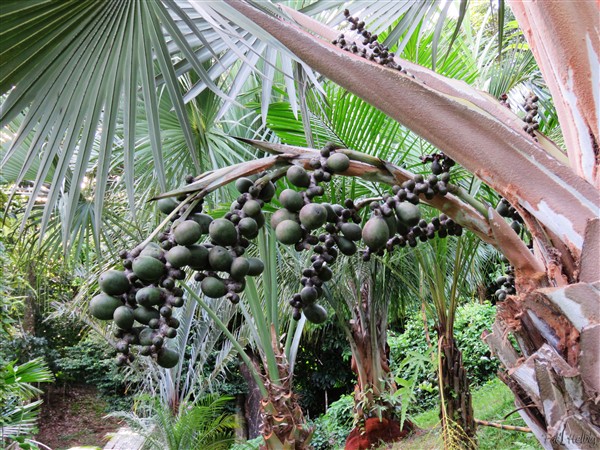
[259,341,312,450]
[238,351,263,440]
[438,335,477,449]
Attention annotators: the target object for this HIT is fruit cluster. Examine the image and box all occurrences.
[495,197,524,235]
[89,181,274,367]
[91,143,469,366]
[420,152,456,175]
[332,10,408,74]
[489,267,516,302]
[522,93,539,139]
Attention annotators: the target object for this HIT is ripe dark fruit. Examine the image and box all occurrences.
[279,189,304,212]
[190,213,213,234]
[157,348,179,368]
[247,258,265,276]
[325,153,350,173]
[136,287,163,306]
[230,257,250,281]
[235,177,254,193]
[340,223,362,241]
[276,220,303,245]
[287,166,311,188]
[299,204,327,230]
[257,181,276,201]
[362,217,390,250]
[317,266,333,281]
[173,220,202,246]
[157,197,179,215]
[208,246,233,272]
[90,294,123,320]
[133,306,160,325]
[188,244,210,270]
[99,270,130,296]
[209,219,237,246]
[113,306,135,329]
[303,303,328,324]
[133,256,165,282]
[165,245,192,268]
[336,236,357,256]
[300,286,318,305]
[201,276,227,298]
[395,202,421,227]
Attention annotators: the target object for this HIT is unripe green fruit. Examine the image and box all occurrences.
[279,189,304,212]
[270,209,298,230]
[157,348,180,368]
[157,197,179,215]
[242,200,262,217]
[325,153,350,173]
[208,246,233,272]
[238,217,258,238]
[336,236,357,256]
[395,202,421,227]
[247,258,264,276]
[209,219,237,246]
[201,276,227,298]
[340,223,362,241]
[235,177,254,193]
[113,306,135,329]
[133,256,165,282]
[299,204,327,230]
[140,243,164,259]
[362,217,389,250]
[99,270,130,296]
[275,220,303,245]
[174,220,202,246]
[287,166,310,188]
[90,294,123,320]
[189,213,213,234]
[230,257,250,281]
[136,287,163,307]
[165,245,192,268]
[188,244,210,270]
[133,306,160,325]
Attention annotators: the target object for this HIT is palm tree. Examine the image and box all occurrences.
[2,2,598,448]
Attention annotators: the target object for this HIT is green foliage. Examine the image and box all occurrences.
[112,394,237,450]
[309,395,354,450]
[0,357,53,445]
[229,436,264,450]
[56,334,137,410]
[389,302,499,413]
[293,323,355,416]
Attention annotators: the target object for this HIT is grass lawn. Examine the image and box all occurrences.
[393,378,543,449]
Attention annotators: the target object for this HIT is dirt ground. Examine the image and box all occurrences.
[35,385,122,450]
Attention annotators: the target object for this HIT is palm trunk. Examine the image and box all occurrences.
[260,343,312,450]
[438,334,477,450]
[345,284,416,450]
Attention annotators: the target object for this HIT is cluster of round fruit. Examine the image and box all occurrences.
[420,152,456,175]
[522,93,539,139]
[272,144,358,323]
[332,10,407,74]
[496,197,524,234]
[88,181,275,367]
[490,268,516,302]
[89,257,183,368]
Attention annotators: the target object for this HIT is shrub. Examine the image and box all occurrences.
[57,333,138,410]
[309,394,354,450]
[389,302,499,413]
